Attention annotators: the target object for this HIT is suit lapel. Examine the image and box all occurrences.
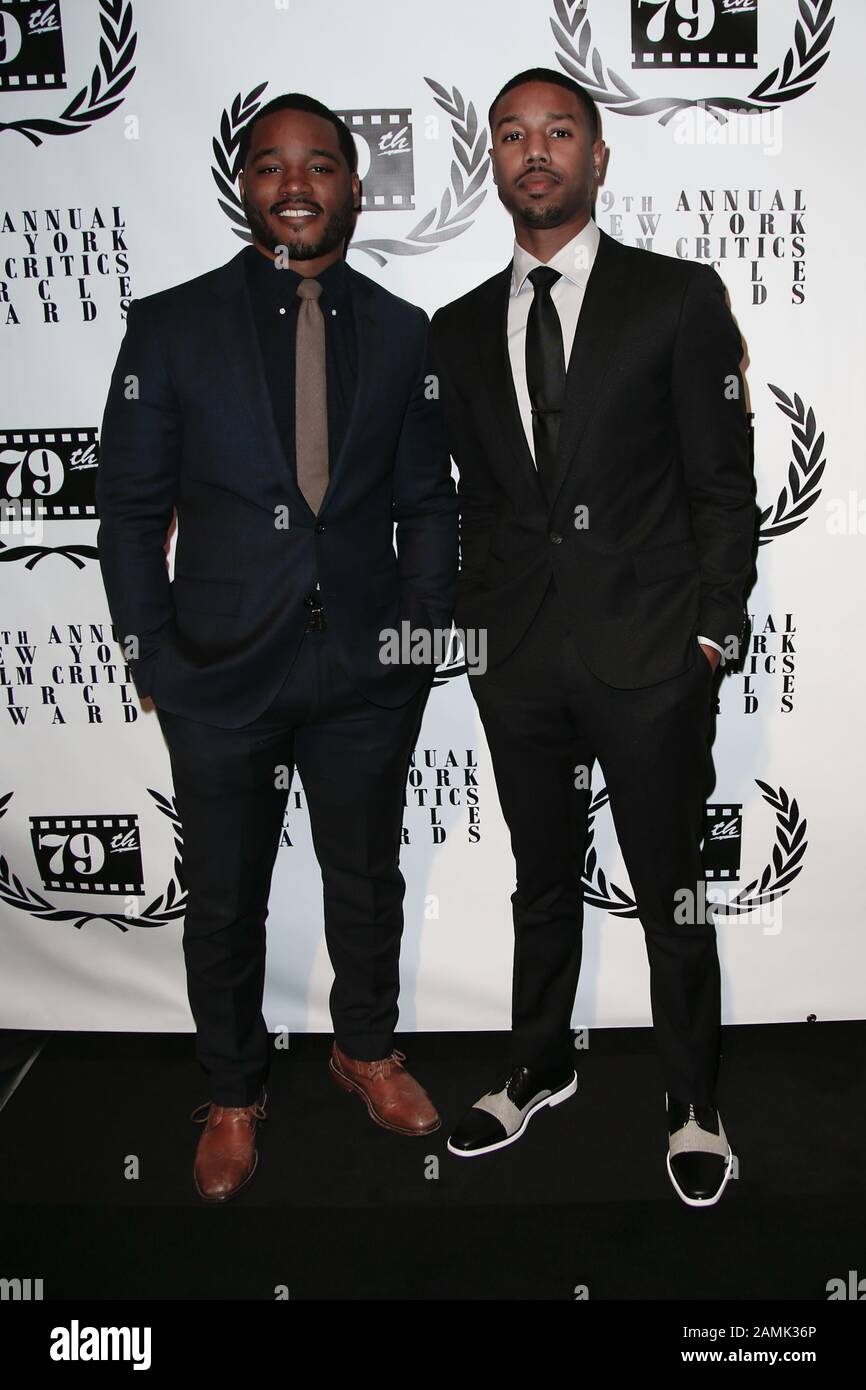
[212,249,305,510]
[473,266,544,505]
[320,267,381,514]
[548,229,633,514]
[211,249,381,519]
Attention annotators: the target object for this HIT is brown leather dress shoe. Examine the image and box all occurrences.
[190,1088,267,1202]
[329,1043,440,1136]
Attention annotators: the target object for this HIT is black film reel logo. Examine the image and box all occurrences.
[0,0,66,92]
[630,0,758,71]
[703,803,744,881]
[1,426,98,520]
[30,812,144,894]
[335,105,415,211]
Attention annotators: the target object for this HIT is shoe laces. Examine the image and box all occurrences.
[190,1093,268,1124]
[366,1049,406,1080]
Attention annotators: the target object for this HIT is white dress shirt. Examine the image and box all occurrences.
[506,218,723,663]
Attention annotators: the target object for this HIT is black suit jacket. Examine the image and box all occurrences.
[96,249,458,727]
[430,228,757,688]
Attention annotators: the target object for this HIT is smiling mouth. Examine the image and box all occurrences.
[274,206,320,220]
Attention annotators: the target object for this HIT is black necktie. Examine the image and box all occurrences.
[525,265,566,501]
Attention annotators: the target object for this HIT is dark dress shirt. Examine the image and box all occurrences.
[242,243,357,476]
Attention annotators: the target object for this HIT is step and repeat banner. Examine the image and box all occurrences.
[1,0,862,1035]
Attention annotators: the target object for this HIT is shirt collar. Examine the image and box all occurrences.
[511,217,600,297]
[243,243,350,308]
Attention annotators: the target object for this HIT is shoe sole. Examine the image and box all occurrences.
[446,1072,578,1158]
[329,1058,441,1136]
[666,1147,734,1208]
[193,1148,259,1204]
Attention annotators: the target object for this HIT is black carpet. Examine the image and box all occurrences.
[1,1021,864,1305]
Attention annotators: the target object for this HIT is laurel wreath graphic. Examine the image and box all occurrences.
[0,0,137,145]
[714,781,807,914]
[211,81,269,238]
[581,780,806,918]
[551,0,834,125]
[758,385,826,545]
[582,787,639,917]
[351,79,490,265]
[212,78,489,267]
[432,628,468,686]
[0,540,99,568]
[0,788,186,933]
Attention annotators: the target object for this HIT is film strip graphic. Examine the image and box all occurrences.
[703,803,743,881]
[30,813,144,895]
[0,427,98,519]
[0,0,67,92]
[630,48,757,68]
[334,106,415,210]
[630,0,758,70]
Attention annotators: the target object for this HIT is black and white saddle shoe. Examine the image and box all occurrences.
[666,1093,734,1207]
[447,1062,577,1157]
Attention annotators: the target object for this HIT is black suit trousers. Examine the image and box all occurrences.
[470,578,721,1105]
[155,628,428,1106]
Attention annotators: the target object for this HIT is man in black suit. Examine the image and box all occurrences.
[97,93,458,1202]
[430,69,756,1206]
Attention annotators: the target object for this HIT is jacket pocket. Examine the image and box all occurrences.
[632,538,699,585]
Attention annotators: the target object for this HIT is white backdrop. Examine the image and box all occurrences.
[1,0,863,1036]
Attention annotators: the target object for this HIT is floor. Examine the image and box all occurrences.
[1,1021,863,1301]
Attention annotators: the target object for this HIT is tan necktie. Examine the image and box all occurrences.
[295,277,329,513]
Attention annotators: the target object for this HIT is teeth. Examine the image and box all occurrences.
[278,209,316,217]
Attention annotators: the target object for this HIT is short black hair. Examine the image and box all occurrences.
[237,92,358,176]
[488,67,600,143]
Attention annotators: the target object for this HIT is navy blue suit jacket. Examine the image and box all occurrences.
[96,248,458,727]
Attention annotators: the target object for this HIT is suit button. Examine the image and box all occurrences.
[550,532,563,544]
[314,523,325,534]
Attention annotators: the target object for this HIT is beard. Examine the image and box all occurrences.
[500,171,592,231]
[242,188,356,260]
[517,199,569,229]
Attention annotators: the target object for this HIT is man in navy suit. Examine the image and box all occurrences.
[430,70,756,1206]
[97,93,458,1202]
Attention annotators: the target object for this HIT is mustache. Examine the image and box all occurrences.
[517,168,562,184]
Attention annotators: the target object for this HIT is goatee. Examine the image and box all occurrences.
[518,201,567,229]
[242,190,355,260]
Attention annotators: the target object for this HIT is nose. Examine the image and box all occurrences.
[278,168,313,198]
[523,132,551,165]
